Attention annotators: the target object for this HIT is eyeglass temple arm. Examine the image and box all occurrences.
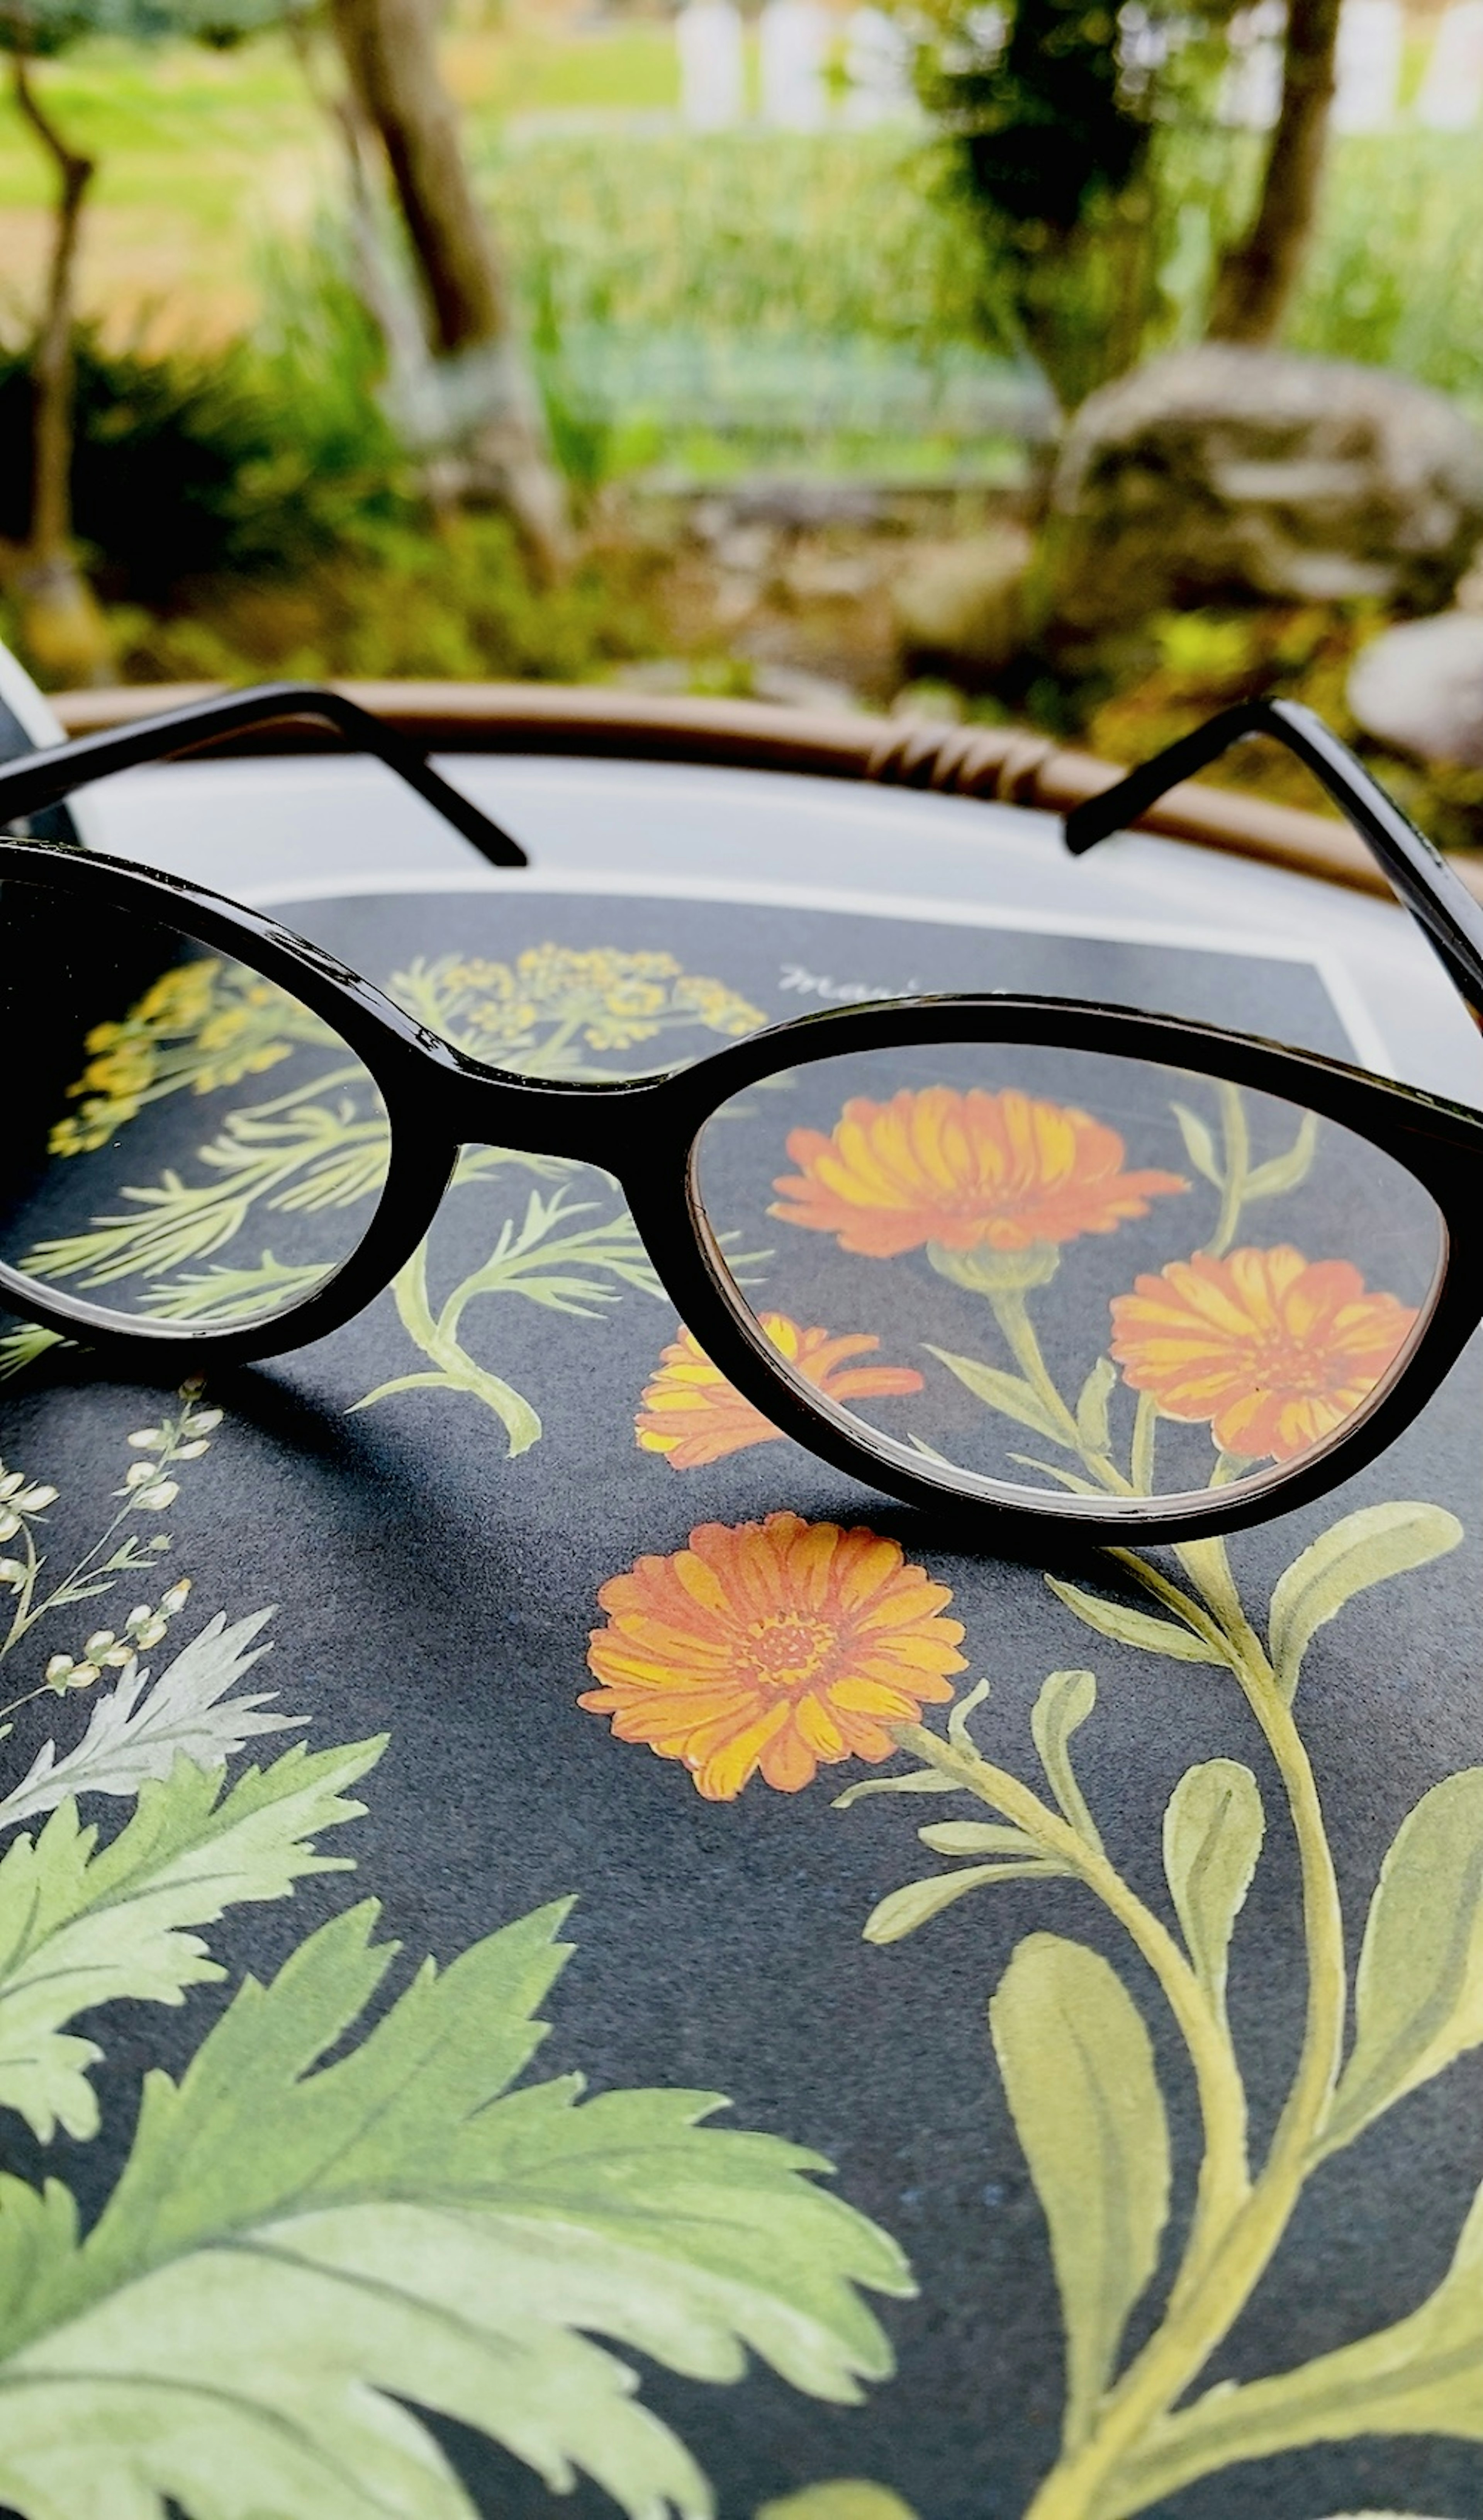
[0,681,528,870]
[1064,696,1483,1027]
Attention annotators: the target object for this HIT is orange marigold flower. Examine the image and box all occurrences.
[1110,1244,1419,1464]
[772,1084,1186,1259]
[581,1511,967,1800]
[635,1314,925,1469]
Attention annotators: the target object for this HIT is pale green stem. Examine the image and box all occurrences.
[0,1525,41,1661]
[1130,1392,1158,1496]
[991,1289,1126,1488]
[1205,1081,1250,1260]
[1023,1545,1347,2520]
[898,1722,1251,2289]
[512,1011,589,1078]
[214,1060,368,1127]
[355,1237,542,1456]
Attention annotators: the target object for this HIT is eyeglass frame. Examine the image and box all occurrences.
[0,678,1480,1546]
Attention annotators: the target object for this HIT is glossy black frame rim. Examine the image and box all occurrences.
[1,830,1480,1544]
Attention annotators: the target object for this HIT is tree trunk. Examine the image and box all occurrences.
[1206,0,1343,343]
[7,43,113,685]
[326,0,570,576]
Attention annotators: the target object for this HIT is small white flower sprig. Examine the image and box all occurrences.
[0,1380,221,1731]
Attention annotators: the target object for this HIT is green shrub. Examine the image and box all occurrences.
[0,251,405,605]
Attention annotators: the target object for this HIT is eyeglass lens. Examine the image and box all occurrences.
[0,875,386,1331]
[692,1041,1445,1509]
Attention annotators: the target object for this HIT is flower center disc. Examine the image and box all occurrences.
[742,1614,840,1694]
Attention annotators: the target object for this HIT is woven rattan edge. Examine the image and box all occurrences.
[49,679,1483,908]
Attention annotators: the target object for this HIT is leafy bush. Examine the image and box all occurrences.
[1285,131,1483,409]
[1083,605,1483,850]
[0,251,402,604]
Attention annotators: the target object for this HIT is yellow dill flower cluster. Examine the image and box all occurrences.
[395,945,764,1068]
[50,958,330,1157]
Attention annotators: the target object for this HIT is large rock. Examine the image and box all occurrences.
[1047,346,1483,633]
[1348,611,1483,766]
[891,523,1033,676]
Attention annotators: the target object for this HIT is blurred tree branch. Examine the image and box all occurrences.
[325,0,570,576]
[1,6,113,683]
[1207,0,1342,341]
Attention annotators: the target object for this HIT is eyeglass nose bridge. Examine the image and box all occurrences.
[438,1060,677,1177]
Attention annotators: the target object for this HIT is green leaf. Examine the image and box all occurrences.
[1162,1761,1264,2022]
[757,2488,920,2520]
[0,1609,300,1832]
[916,1822,1044,1856]
[1045,1578,1225,1666]
[990,1934,1170,2452]
[1010,1454,1105,1498]
[0,1900,910,2520]
[1031,1670,1102,1853]
[1115,2180,1483,2507]
[0,1324,68,1381]
[1244,1108,1319,1201]
[1075,1357,1117,1456]
[1269,1504,1463,1703]
[926,1348,1067,1445]
[831,1769,963,1809]
[948,1676,991,1745]
[864,1861,1069,1944]
[1319,1769,1483,2158]
[0,1736,380,2143]
[1170,1102,1222,1187]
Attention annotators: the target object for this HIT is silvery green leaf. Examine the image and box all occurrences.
[0,1736,378,2143]
[0,1610,299,1832]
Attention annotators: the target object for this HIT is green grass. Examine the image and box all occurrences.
[1286,130,1483,408]
[3,27,1481,410]
[484,127,986,353]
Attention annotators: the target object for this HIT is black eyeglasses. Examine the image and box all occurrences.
[0,678,1480,1544]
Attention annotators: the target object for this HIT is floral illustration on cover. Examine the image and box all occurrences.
[770,1083,1188,1257]
[0,1396,909,2520]
[596,1044,1478,2520]
[636,1314,923,1467]
[664,1059,1425,1502]
[11,924,1483,2519]
[15,941,766,1455]
[582,1512,965,1798]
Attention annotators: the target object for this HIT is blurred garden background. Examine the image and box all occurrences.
[3,0,1483,836]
